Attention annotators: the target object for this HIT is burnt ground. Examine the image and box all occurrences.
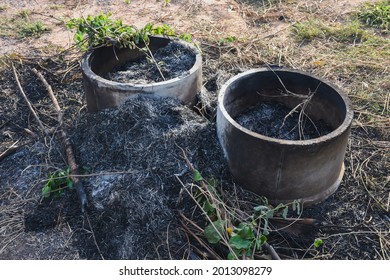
[0,0,389,260]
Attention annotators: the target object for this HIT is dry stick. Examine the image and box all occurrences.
[180,213,222,260]
[85,213,105,260]
[135,43,166,81]
[177,146,284,260]
[263,242,281,260]
[12,64,48,136]
[176,175,238,259]
[166,221,173,260]
[0,139,21,162]
[32,68,88,213]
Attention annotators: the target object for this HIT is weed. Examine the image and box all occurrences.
[0,5,8,11]
[17,10,31,20]
[313,238,323,248]
[18,21,49,38]
[189,168,302,259]
[159,0,171,6]
[67,13,192,80]
[293,20,325,41]
[356,0,390,33]
[42,168,73,198]
[219,35,237,45]
[66,13,177,50]
[293,20,373,43]
[238,0,285,9]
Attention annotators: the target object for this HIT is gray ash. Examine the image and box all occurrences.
[105,41,196,83]
[235,101,332,140]
[70,95,228,259]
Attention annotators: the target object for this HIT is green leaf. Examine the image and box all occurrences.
[66,178,73,189]
[204,220,226,244]
[237,224,255,240]
[227,252,237,260]
[282,206,289,219]
[42,185,51,198]
[313,238,323,248]
[254,205,269,215]
[256,235,267,249]
[266,209,274,219]
[263,218,269,235]
[193,169,203,182]
[178,33,191,42]
[203,200,215,216]
[207,178,217,188]
[229,235,252,250]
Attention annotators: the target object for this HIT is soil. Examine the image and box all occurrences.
[235,101,332,140]
[105,41,196,84]
[0,0,389,261]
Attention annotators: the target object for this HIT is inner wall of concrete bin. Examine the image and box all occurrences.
[223,70,347,130]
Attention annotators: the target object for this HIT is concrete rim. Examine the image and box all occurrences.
[218,68,354,146]
[81,36,202,88]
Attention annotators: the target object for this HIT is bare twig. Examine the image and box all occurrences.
[166,221,173,260]
[180,213,222,260]
[0,138,22,162]
[0,231,24,255]
[278,82,322,140]
[135,42,166,81]
[32,68,88,213]
[12,64,48,136]
[176,175,238,259]
[263,242,281,260]
[85,213,105,260]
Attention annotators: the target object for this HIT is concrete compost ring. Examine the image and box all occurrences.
[81,36,202,112]
[217,68,354,206]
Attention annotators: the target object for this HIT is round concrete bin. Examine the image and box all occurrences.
[217,68,353,206]
[81,36,202,112]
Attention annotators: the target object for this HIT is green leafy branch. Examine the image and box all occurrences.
[42,167,73,198]
[66,13,192,80]
[179,150,302,260]
[66,12,189,51]
[197,175,301,260]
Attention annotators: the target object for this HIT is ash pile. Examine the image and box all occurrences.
[71,95,229,259]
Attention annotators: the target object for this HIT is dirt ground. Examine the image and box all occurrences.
[0,0,389,260]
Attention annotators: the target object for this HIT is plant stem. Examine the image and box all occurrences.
[32,68,88,213]
[138,42,166,81]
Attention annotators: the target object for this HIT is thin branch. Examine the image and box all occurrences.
[0,138,22,162]
[32,68,88,213]
[12,64,48,136]
[85,213,105,260]
[180,213,222,260]
[135,43,166,81]
[263,242,281,260]
[176,176,238,259]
